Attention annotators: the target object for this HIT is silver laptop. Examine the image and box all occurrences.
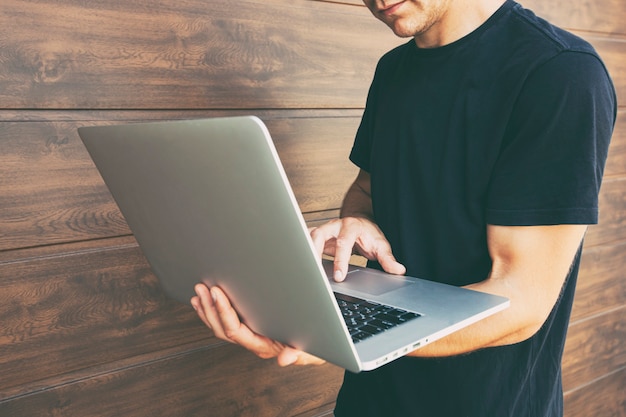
[78,116,509,373]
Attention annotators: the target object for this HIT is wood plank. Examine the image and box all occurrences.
[584,177,626,248]
[562,307,626,392]
[0,0,401,110]
[0,115,359,251]
[0,240,213,397]
[573,241,626,322]
[303,209,342,229]
[0,343,344,417]
[521,0,626,35]
[0,121,131,250]
[1,112,621,251]
[267,117,359,213]
[604,111,626,179]
[584,35,626,107]
[564,366,626,417]
[3,0,623,111]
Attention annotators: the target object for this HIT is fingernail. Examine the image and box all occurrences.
[334,270,344,282]
[210,288,218,303]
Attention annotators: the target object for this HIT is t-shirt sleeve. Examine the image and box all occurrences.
[349,60,385,173]
[486,50,616,226]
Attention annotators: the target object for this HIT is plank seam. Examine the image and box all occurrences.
[0,340,228,404]
[563,365,626,397]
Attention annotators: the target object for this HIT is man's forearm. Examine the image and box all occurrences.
[340,170,374,220]
[406,224,588,358]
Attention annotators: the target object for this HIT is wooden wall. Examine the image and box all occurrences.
[0,1,623,416]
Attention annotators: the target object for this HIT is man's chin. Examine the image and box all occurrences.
[383,19,421,39]
[390,27,419,39]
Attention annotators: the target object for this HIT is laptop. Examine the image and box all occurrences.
[78,116,509,373]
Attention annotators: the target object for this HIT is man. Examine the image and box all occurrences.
[192,0,616,415]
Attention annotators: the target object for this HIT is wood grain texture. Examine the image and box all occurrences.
[266,116,360,213]
[564,367,626,417]
[0,0,401,110]
[584,35,626,106]
[604,111,626,178]
[0,240,211,398]
[0,341,343,417]
[573,241,626,323]
[585,178,626,248]
[562,307,626,392]
[521,0,626,35]
[2,1,624,110]
[0,121,131,250]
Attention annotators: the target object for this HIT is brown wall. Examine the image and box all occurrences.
[0,1,624,416]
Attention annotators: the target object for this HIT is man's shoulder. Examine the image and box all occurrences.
[507,2,597,58]
[469,1,608,89]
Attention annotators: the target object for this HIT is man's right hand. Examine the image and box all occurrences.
[309,216,406,282]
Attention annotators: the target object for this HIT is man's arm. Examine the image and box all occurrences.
[406,222,587,357]
[192,169,587,364]
[312,170,588,357]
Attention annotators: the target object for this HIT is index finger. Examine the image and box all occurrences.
[309,218,357,282]
[331,221,360,282]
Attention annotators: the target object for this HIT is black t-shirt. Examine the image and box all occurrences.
[334,1,616,416]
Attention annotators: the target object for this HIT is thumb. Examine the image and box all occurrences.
[276,348,300,367]
[377,251,406,276]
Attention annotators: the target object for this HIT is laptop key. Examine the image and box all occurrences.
[374,312,405,325]
[351,331,374,341]
[399,312,422,321]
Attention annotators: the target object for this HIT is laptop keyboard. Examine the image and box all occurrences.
[334,292,421,344]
